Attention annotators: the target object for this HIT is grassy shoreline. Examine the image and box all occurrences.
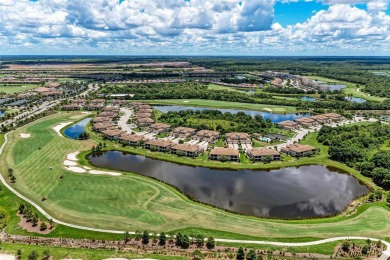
[1,112,389,244]
[137,99,302,114]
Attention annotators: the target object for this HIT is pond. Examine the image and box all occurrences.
[327,84,347,91]
[154,105,310,124]
[300,96,316,102]
[345,97,367,103]
[64,117,91,139]
[88,151,368,219]
[0,111,4,117]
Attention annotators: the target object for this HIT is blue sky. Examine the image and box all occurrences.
[1,0,390,55]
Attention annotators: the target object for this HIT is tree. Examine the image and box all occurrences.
[123,231,130,243]
[175,232,183,247]
[159,232,167,246]
[16,249,22,259]
[342,241,350,252]
[42,250,50,259]
[194,234,204,247]
[40,222,47,231]
[181,234,190,249]
[142,230,149,245]
[246,249,257,260]
[135,230,142,241]
[206,236,215,249]
[236,247,245,260]
[28,250,38,260]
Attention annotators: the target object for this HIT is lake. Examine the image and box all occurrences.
[154,105,310,123]
[300,96,316,102]
[327,84,347,91]
[64,117,91,139]
[345,97,367,103]
[88,151,368,219]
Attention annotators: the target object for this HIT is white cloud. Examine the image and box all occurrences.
[0,0,389,55]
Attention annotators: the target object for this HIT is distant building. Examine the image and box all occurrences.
[119,134,148,146]
[148,123,171,134]
[193,130,220,142]
[209,147,240,162]
[294,117,318,128]
[246,148,281,162]
[144,139,174,152]
[281,144,317,157]
[276,120,300,130]
[171,143,204,157]
[225,132,251,144]
[172,127,197,138]
[136,118,154,127]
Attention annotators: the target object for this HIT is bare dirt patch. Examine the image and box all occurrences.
[17,213,54,235]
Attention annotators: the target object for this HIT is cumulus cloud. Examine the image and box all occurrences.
[0,0,389,55]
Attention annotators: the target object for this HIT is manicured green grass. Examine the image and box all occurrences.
[141,99,298,113]
[1,113,390,243]
[0,134,4,148]
[0,243,188,260]
[0,84,40,94]
[307,75,386,102]
[208,83,241,92]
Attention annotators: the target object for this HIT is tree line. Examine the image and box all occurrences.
[158,109,274,134]
[317,123,390,190]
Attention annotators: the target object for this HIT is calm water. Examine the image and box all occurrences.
[88,151,368,219]
[300,96,316,102]
[0,111,4,117]
[345,97,367,103]
[327,84,347,91]
[64,117,91,139]
[154,105,310,123]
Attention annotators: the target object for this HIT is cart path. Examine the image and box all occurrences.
[1,133,389,259]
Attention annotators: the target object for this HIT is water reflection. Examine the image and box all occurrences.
[154,105,310,124]
[88,151,368,219]
[64,118,91,139]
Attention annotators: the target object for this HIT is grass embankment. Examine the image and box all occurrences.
[307,75,386,102]
[0,243,187,260]
[1,112,390,243]
[0,133,4,147]
[140,99,299,113]
[0,84,40,94]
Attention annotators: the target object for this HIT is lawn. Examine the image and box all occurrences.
[0,84,40,94]
[0,243,188,260]
[1,112,390,243]
[307,75,386,102]
[141,99,298,113]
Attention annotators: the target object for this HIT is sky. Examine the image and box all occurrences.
[0,0,389,56]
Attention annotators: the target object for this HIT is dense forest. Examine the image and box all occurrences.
[158,109,273,134]
[191,57,390,98]
[317,124,390,190]
[101,82,390,111]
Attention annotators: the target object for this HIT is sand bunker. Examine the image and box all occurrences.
[53,122,72,137]
[0,254,16,260]
[64,160,77,166]
[89,170,121,176]
[67,151,79,161]
[64,151,121,176]
[67,166,87,173]
[263,108,273,112]
[19,133,31,138]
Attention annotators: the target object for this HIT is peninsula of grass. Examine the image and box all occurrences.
[139,99,300,113]
[307,75,386,102]
[1,112,389,243]
[0,84,40,94]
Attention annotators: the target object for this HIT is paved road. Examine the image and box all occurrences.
[270,117,379,151]
[118,108,134,134]
[0,121,389,259]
